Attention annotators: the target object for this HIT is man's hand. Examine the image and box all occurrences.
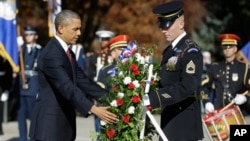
[90,105,118,124]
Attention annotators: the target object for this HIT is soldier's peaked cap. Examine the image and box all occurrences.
[108,35,130,51]
[219,33,240,46]
[24,26,37,34]
[153,1,184,28]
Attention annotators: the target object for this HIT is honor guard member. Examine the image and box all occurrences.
[203,33,250,115]
[97,34,130,89]
[96,30,115,66]
[18,26,42,141]
[147,1,204,141]
[94,30,115,81]
[94,35,130,141]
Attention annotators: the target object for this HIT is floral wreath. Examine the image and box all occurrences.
[98,41,160,140]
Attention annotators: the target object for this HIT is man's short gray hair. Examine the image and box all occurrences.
[54,10,80,31]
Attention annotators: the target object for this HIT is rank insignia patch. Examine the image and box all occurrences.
[186,60,195,74]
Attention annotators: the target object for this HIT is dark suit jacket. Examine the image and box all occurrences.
[29,37,108,141]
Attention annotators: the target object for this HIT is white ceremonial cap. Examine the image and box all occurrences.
[95,30,114,39]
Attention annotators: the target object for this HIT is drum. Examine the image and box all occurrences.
[202,105,246,141]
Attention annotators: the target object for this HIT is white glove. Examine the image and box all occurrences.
[205,102,214,113]
[0,90,9,102]
[234,94,247,105]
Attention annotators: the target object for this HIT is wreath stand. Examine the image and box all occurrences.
[139,64,168,141]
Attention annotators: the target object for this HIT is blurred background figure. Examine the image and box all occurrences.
[202,33,250,115]
[18,26,42,141]
[200,51,213,114]
[70,43,87,73]
[85,30,114,81]
[202,51,212,80]
[0,55,14,139]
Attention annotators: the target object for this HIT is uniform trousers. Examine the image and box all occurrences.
[18,95,36,141]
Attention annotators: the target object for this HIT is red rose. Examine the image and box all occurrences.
[147,105,153,111]
[128,83,135,89]
[130,64,138,72]
[116,98,124,106]
[106,128,116,139]
[123,115,130,124]
[132,69,140,76]
[132,95,141,104]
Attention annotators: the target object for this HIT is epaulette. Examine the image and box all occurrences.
[181,39,200,57]
[184,39,200,53]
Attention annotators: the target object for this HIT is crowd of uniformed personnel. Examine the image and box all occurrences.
[1,1,250,141]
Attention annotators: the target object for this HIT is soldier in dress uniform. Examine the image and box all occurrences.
[94,34,130,141]
[97,34,130,89]
[96,30,115,68]
[0,55,13,137]
[85,30,114,81]
[147,1,204,141]
[18,26,42,141]
[203,33,250,115]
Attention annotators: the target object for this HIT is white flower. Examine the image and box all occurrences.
[134,53,141,60]
[128,106,135,114]
[123,76,132,85]
[118,92,124,98]
[132,80,140,88]
[100,120,107,126]
[139,57,145,64]
[110,100,117,107]
[134,53,146,64]
[119,71,124,76]
[145,56,152,63]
